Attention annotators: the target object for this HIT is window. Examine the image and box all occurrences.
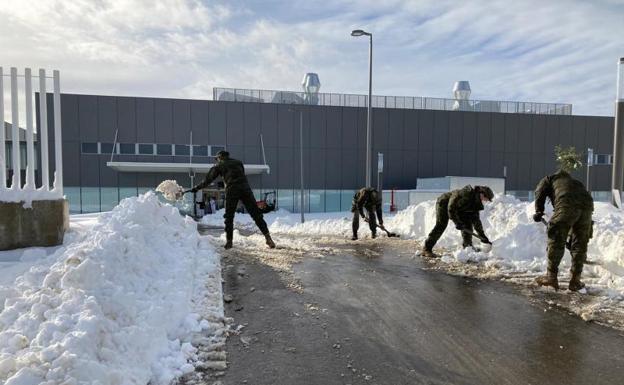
[210,146,226,156]
[157,144,172,155]
[100,142,116,155]
[192,145,208,156]
[138,143,154,155]
[119,143,136,154]
[175,145,190,156]
[594,154,612,165]
[81,142,98,154]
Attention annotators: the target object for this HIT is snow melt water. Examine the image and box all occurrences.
[0,192,224,385]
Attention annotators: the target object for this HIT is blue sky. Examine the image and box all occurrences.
[1,0,623,116]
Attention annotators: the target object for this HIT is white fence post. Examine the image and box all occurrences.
[10,67,20,189]
[0,67,5,191]
[24,68,36,190]
[53,70,63,194]
[39,69,49,191]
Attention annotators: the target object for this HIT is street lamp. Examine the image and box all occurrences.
[351,29,373,188]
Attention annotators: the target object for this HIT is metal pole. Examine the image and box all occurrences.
[0,67,5,191]
[39,69,49,191]
[300,110,304,223]
[586,148,593,193]
[53,70,63,194]
[10,67,20,189]
[366,34,373,187]
[612,58,624,207]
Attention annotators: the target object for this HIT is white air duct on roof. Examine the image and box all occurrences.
[452,81,471,111]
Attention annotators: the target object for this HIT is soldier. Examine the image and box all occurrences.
[533,155,593,291]
[187,151,275,250]
[351,187,383,240]
[420,185,494,258]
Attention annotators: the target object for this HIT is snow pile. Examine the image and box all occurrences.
[0,185,63,207]
[156,179,184,201]
[388,195,624,295]
[0,192,223,385]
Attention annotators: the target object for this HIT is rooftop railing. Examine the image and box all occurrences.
[213,87,572,115]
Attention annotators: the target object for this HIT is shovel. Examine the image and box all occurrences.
[363,218,400,237]
[461,229,493,252]
[539,216,601,266]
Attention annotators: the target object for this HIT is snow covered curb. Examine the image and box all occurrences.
[0,192,225,384]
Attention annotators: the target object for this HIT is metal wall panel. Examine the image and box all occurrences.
[461,151,477,176]
[225,102,244,146]
[79,155,100,186]
[517,114,532,150]
[447,151,462,176]
[388,110,404,150]
[372,108,389,150]
[403,150,418,188]
[155,98,173,143]
[504,114,519,152]
[531,115,546,154]
[60,95,80,141]
[63,142,81,185]
[259,104,278,147]
[117,97,136,142]
[325,148,342,189]
[97,96,117,142]
[342,108,358,149]
[403,110,419,150]
[433,111,449,152]
[476,112,491,152]
[448,112,462,152]
[326,107,341,149]
[462,112,477,152]
[78,95,98,142]
[243,103,260,147]
[190,100,209,144]
[208,102,227,145]
[309,106,326,148]
[417,151,433,178]
[418,110,434,151]
[490,114,505,152]
[136,98,155,143]
[341,149,358,188]
[172,99,191,144]
[277,105,295,148]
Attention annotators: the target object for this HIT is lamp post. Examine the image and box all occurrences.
[351,29,373,187]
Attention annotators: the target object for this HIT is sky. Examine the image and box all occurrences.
[0,0,623,120]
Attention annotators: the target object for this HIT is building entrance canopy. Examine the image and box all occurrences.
[106,161,270,175]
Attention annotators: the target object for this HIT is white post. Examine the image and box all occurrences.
[0,67,5,191]
[39,69,49,191]
[53,70,63,194]
[10,67,20,189]
[37,69,50,191]
[24,68,36,190]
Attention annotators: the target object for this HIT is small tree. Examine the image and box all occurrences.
[555,145,583,173]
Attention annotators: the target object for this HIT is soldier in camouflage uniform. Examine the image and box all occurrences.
[533,169,593,291]
[420,185,494,258]
[351,187,383,240]
[189,151,275,250]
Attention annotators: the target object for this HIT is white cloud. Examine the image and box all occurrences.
[0,0,622,122]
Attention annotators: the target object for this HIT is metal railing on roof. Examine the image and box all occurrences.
[213,87,572,115]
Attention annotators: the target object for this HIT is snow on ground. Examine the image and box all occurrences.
[203,197,624,307]
[0,192,225,385]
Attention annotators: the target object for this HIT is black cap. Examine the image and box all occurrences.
[477,185,494,201]
[215,150,229,159]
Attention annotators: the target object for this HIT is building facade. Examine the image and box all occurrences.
[34,93,615,213]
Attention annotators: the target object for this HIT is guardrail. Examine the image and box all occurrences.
[213,87,572,115]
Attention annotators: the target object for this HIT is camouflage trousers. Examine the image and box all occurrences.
[424,196,473,251]
[224,186,270,239]
[352,207,377,237]
[546,204,593,275]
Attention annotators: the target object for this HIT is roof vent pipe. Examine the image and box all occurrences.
[302,73,321,105]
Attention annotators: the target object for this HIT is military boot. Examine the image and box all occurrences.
[264,233,276,249]
[351,234,358,241]
[224,230,233,250]
[420,247,440,258]
[535,270,559,290]
[568,272,586,292]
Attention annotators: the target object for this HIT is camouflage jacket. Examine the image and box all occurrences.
[447,185,486,237]
[534,170,593,213]
[351,188,383,223]
[193,158,250,192]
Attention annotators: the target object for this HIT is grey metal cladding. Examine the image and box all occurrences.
[80,155,100,187]
[208,102,227,145]
[155,98,174,143]
[98,96,117,142]
[342,108,358,149]
[61,94,80,141]
[78,95,98,142]
[418,110,434,151]
[476,112,491,152]
[225,102,244,146]
[325,106,341,149]
[403,109,419,150]
[260,104,278,146]
[418,151,433,178]
[341,149,358,188]
[372,108,389,150]
[448,112,462,152]
[490,114,505,152]
[433,111,448,152]
[309,106,326,148]
[325,148,342,188]
[277,105,295,147]
[117,97,137,142]
[504,114,519,152]
[63,142,81,185]
[462,112,477,152]
[388,110,404,150]
[516,114,532,150]
[531,115,546,153]
[190,100,209,144]
[136,98,155,143]
[572,116,586,149]
[243,103,260,146]
[172,99,191,144]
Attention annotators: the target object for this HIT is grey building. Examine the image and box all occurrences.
[27,90,615,214]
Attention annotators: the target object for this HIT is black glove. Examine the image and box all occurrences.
[455,222,465,231]
[480,236,491,244]
[533,212,544,223]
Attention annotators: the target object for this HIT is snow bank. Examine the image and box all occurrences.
[388,195,624,296]
[0,192,223,385]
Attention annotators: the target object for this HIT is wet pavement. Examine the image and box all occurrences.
[202,228,624,385]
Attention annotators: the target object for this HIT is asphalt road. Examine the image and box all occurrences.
[211,232,624,385]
